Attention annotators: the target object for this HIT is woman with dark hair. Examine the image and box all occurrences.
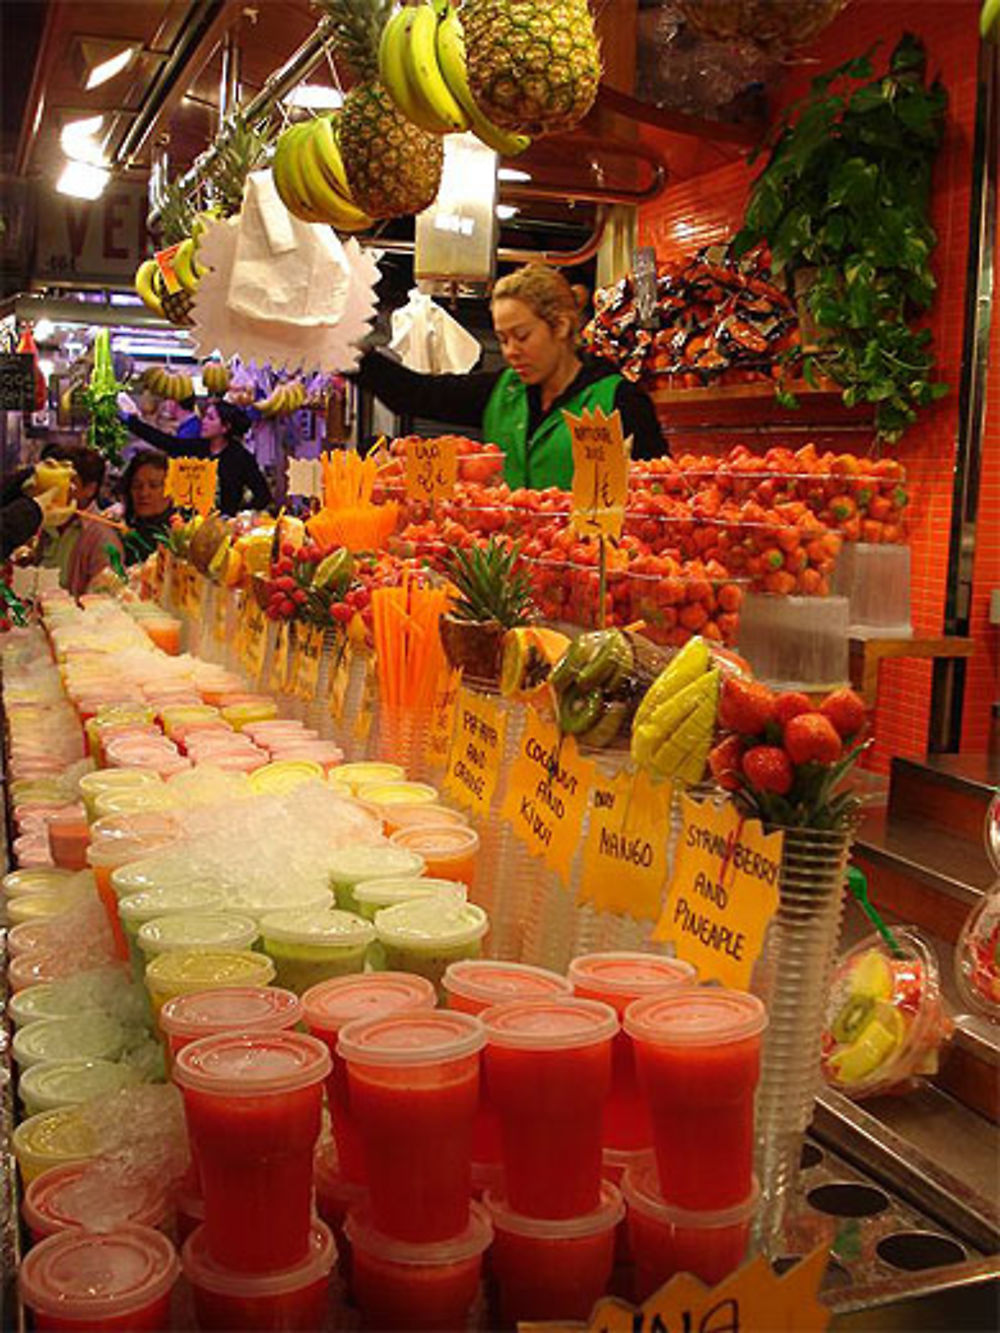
[120,449,173,564]
[121,397,272,516]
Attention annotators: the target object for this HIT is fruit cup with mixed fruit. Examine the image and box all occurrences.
[822,929,952,1098]
[955,888,1000,1020]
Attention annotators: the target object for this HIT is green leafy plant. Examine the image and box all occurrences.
[83,329,128,461]
[733,33,948,440]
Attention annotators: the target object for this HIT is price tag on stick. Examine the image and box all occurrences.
[165,457,218,517]
[566,406,629,540]
[404,436,458,505]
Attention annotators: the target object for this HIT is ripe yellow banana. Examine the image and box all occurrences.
[273,125,325,223]
[134,260,165,317]
[313,114,354,203]
[301,119,373,232]
[435,9,531,156]
[405,2,469,134]
[379,7,432,130]
[173,238,200,293]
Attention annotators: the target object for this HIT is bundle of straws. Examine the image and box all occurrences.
[371,573,453,713]
[307,448,399,553]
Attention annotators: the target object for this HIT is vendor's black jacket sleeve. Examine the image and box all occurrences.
[123,416,198,457]
[357,350,498,428]
[1,496,43,559]
[612,379,667,462]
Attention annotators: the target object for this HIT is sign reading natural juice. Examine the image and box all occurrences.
[565,405,629,540]
[443,687,507,820]
[653,795,782,990]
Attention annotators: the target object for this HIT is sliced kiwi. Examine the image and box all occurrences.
[832,993,876,1045]
[559,687,603,736]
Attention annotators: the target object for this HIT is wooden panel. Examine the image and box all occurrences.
[888,757,993,842]
[934,1041,999,1125]
[852,854,974,945]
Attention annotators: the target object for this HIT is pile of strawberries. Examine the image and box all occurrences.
[708,676,869,829]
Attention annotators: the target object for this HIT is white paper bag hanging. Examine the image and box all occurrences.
[389,289,481,373]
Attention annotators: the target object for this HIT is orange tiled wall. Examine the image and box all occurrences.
[639,0,998,768]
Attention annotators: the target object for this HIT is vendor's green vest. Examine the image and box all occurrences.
[482,368,621,490]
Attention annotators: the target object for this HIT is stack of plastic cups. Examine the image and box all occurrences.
[337,1008,494,1331]
[468,696,527,960]
[443,960,573,1198]
[85,812,180,962]
[623,989,767,1298]
[480,996,624,1323]
[300,974,437,1293]
[173,1030,336,1331]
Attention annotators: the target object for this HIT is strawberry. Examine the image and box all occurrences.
[773,692,814,727]
[742,746,794,795]
[820,688,867,739]
[708,735,745,791]
[784,713,843,765]
[718,676,776,737]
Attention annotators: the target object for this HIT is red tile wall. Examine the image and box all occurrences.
[638,0,996,768]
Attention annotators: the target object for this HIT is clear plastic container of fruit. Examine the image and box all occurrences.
[955,889,1000,1021]
[822,927,953,1099]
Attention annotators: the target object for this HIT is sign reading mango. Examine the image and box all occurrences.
[580,771,673,921]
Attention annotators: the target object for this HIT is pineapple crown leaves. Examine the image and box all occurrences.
[445,537,535,629]
[315,0,395,82]
[208,115,271,216]
[158,180,196,247]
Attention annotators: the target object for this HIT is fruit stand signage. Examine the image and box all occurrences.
[241,599,268,682]
[269,622,291,693]
[579,770,674,921]
[405,435,459,504]
[165,458,218,516]
[291,625,325,700]
[566,406,629,540]
[443,687,508,820]
[534,1245,829,1333]
[0,354,37,412]
[501,710,596,882]
[328,643,352,720]
[653,795,782,989]
[426,674,461,773]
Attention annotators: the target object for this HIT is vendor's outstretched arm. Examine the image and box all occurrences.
[357,350,497,429]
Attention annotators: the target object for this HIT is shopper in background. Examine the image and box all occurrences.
[0,466,70,561]
[119,448,173,565]
[358,263,666,489]
[120,397,272,516]
[35,443,124,597]
[170,395,202,440]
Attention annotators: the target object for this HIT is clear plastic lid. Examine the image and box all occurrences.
[480,997,618,1050]
[173,1030,331,1096]
[183,1220,335,1296]
[568,952,698,1001]
[93,786,178,819]
[259,907,375,950]
[7,920,56,957]
[85,813,180,868]
[3,867,76,898]
[389,825,481,858]
[118,885,225,930]
[19,1224,180,1321]
[485,1181,624,1239]
[23,1161,168,1237]
[78,770,162,800]
[357,781,439,807]
[346,1200,492,1267]
[144,950,276,995]
[13,1014,125,1069]
[225,885,334,919]
[12,1107,97,1172]
[354,878,466,912]
[301,972,437,1038]
[19,1059,140,1113]
[137,913,260,958]
[249,760,325,795]
[374,900,489,951]
[327,845,426,887]
[110,851,202,899]
[622,1161,760,1228]
[625,990,767,1048]
[337,1008,485,1067]
[160,986,302,1042]
[329,762,405,792]
[444,960,574,1008]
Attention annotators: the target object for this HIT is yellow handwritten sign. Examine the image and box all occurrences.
[404,436,459,505]
[537,1246,830,1333]
[292,624,325,701]
[328,640,352,721]
[500,709,596,883]
[353,653,378,742]
[187,569,206,620]
[165,458,218,517]
[443,688,508,821]
[579,770,673,921]
[426,673,461,774]
[269,622,291,694]
[213,585,229,643]
[652,795,783,990]
[566,406,629,540]
[244,601,268,682]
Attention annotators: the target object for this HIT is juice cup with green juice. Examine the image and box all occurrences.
[374,899,489,997]
[12,1107,99,1186]
[118,885,226,982]
[137,913,260,966]
[19,1058,142,1117]
[326,845,426,914]
[78,770,163,822]
[258,908,375,994]
[12,1012,128,1071]
[353,878,466,924]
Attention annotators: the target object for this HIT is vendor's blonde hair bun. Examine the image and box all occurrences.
[493,264,582,337]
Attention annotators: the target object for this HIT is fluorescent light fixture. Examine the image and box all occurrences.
[33,319,55,343]
[56,160,111,200]
[60,115,106,165]
[285,84,344,109]
[497,204,519,220]
[498,167,531,183]
[84,43,139,90]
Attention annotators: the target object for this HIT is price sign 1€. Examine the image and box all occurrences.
[566,406,629,540]
[404,436,458,505]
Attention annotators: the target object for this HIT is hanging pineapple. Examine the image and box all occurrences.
[314,0,443,219]
[207,115,270,217]
[154,182,199,326]
[462,0,602,137]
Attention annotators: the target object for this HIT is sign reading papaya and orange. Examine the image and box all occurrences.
[443,687,507,821]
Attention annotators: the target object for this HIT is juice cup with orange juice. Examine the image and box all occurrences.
[389,825,480,887]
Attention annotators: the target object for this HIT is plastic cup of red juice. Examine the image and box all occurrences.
[19,1224,180,1331]
[347,1200,492,1331]
[623,1159,758,1296]
[172,1030,331,1272]
[625,989,766,1211]
[481,997,618,1219]
[338,1009,485,1242]
[23,1160,170,1242]
[314,1137,366,1296]
[183,1219,335,1332]
[159,985,302,1063]
[444,961,574,1167]
[486,1181,624,1322]
[301,972,436,1186]
[568,952,697,1152]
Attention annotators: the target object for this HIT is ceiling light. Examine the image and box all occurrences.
[60,116,107,165]
[33,319,55,343]
[57,160,111,200]
[83,43,140,90]
[498,168,531,183]
[497,204,520,220]
[284,84,344,109]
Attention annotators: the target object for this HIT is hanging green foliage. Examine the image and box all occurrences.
[83,329,129,462]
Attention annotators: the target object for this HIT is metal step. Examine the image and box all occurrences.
[887,754,999,844]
